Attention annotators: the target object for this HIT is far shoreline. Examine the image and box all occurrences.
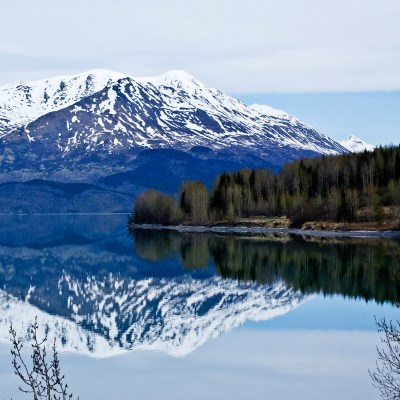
[129,223,400,239]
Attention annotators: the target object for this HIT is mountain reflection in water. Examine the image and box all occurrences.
[0,215,398,358]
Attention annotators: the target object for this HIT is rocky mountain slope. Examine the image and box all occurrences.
[1,69,345,156]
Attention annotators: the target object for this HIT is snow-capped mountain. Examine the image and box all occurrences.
[0,69,345,164]
[0,69,349,211]
[340,134,375,153]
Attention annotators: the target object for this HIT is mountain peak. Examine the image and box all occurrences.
[137,69,204,92]
[158,69,199,82]
[340,134,375,153]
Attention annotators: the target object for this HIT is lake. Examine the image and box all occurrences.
[0,214,399,399]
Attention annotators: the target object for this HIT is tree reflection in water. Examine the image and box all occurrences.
[131,229,400,304]
[133,229,400,398]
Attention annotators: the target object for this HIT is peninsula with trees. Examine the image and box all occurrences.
[130,145,400,231]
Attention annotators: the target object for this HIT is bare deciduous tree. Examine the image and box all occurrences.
[370,317,400,400]
[9,317,78,400]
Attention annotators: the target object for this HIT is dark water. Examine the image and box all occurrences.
[0,214,398,399]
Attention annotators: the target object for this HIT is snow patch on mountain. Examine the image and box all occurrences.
[340,134,375,153]
[249,103,291,119]
[0,69,126,137]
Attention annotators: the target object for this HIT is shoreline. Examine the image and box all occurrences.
[129,223,400,239]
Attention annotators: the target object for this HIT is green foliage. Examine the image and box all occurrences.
[131,145,400,226]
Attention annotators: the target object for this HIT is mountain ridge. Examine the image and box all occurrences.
[0,69,350,212]
[0,69,346,156]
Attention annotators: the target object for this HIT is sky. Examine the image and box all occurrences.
[1,0,399,145]
[0,330,383,400]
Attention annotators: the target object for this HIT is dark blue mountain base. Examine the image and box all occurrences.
[0,148,284,213]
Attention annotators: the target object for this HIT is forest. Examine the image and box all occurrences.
[131,145,400,228]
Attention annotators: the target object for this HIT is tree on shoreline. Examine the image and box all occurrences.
[179,180,209,224]
[131,145,400,227]
[132,189,182,225]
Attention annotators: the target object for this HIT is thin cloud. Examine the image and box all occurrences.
[0,0,399,92]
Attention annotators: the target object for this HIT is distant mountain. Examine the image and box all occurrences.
[340,134,375,153]
[0,69,348,212]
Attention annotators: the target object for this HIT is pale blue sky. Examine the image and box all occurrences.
[0,329,382,400]
[1,0,399,145]
[237,91,400,145]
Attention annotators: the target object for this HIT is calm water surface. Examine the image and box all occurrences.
[0,214,399,399]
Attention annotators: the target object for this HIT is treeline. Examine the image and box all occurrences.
[131,145,400,226]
